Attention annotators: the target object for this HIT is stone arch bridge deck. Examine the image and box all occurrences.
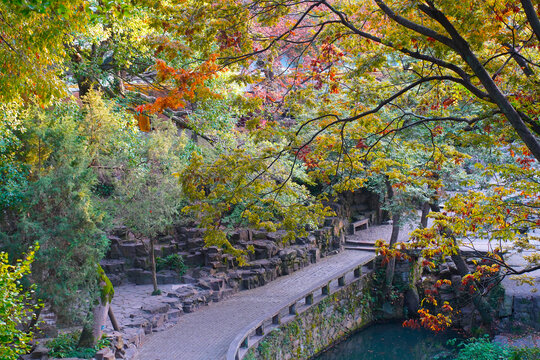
[139,250,376,360]
[137,225,403,360]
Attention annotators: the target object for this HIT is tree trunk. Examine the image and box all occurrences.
[78,301,110,348]
[384,178,401,287]
[150,238,159,294]
[25,306,41,334]
[420,201,430,228]
[450,251,493,324]
[108,307,120,331]
[77,76,95,99]
[420,4,540,162]
[385,212,401,287]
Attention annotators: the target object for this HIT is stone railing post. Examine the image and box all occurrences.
[322,283,330,296]
[289,303,297,315]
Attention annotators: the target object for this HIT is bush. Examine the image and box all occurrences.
[0,248,41,360]
[47,331,111,359]
[447,335,540,360]
[509,347,540,360]
[156,254,187,276]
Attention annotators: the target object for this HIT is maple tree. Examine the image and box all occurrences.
[2,0,540,341]
[145,0,540,331]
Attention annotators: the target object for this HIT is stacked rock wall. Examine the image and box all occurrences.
[102,221,345,291]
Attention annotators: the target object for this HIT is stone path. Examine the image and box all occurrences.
[138,249,379,360]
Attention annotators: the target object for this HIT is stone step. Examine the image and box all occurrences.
[344,239,376,246]
[344,245,377,252]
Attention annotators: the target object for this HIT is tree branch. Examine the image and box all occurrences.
[521,0,540,43]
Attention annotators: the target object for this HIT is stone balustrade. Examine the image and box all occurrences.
[226,257,375,360]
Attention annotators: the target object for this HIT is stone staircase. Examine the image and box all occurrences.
[344,235,377,252]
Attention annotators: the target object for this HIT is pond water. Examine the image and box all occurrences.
[316,322,458,360]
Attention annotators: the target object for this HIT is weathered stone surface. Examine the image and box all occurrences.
[309,248,320,263]
[169,284,199,299]
[197,277,224,291]
[100,259,126,274]
[252,230,268,240]
[142,302,170,314]
[126,269,153,285]
[133,257,148,269]
[230,229,252,243]
[499,294,513,317]
[123,345,139,360]
[150,313,167,328]
[111,226,128,237]
[159,244,176,257]
[95,348,115,360]
[158,235,174,244]
[513,296,535,323]
[245,275,375,360]
[30,344,48,359]
[186,238,205,250]
[266,230,286,243]
[185,252,204,266]
[119,243,137,258]
[278,248,296,261]
[135,242,149,257]
[123,328,146,348]
[156,270,179,284]
[182,227,205,238]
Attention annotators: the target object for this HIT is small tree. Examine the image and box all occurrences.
[0,246,41,360]
[115,119,186,294]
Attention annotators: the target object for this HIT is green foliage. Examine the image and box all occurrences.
[0,247,41,360]
[448,336,511,360]
[0,102,108,321]
[509,347,540,360]
[448,336,540,360]
[97,265,114,304]
[156,254,187,276]
[0,92,136,323]
[112,118,187,239]
[0,103,29,211]
[47,331,111,359]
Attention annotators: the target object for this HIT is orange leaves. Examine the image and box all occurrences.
[216,30,243,50]
[140,55,221,114]
[461,273,475,286]
[434,279,452,288]
[442,97,455,109]
[376,240,411,265]
[134,113,151,132]
[355,138,369,149]
[417,308,452,332]
[441,302,453,313]
[402,319,420,329]
[432,126,443,136]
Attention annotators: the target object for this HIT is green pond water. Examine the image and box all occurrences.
[316,322,459,360]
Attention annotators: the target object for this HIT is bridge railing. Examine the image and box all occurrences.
[226,256,375,360]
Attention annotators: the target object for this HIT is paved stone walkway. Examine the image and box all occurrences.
[138,248,379,360]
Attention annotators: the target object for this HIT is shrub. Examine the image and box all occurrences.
[450,335,511,360]
[0,248,41,360]
[156,254,187,276]
[449,335,540,360]
[509,346,540,360]
[47,331,111,359]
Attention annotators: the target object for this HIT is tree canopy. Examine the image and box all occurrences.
[1,0,539,339]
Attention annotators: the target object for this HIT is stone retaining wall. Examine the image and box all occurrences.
[244,275,376,360]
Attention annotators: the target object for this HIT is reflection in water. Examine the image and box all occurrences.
[316,322,457,360]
